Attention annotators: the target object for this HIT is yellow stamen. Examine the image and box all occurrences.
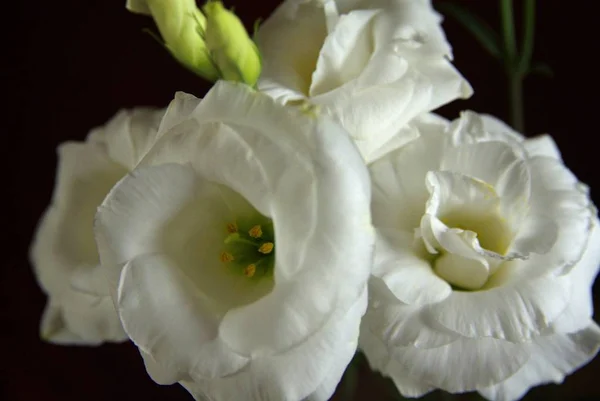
[226,223,238,233]
[258,242,274,254]
[244,264,256,277]
[220,252,234,262]
[248,225,262,238]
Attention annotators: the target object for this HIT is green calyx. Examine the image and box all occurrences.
[220,215,275,279]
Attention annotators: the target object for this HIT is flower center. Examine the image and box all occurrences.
[440,210,512,256]
[219,215,275,279]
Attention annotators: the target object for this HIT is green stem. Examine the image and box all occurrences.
[500,0,525,133]
[500,0,517,63]
[508,71,524,133]
[519,0,536,75]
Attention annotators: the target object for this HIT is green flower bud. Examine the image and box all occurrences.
[126,0,219,81]
[202,1,262,86]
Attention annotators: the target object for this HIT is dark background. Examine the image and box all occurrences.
[4,0,599,400]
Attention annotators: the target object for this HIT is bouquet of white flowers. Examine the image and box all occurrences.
[29,1,600,400]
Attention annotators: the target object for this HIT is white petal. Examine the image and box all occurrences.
[364,277,459,348]
[40,293,126,345]
[139,82,373,355]
[31,142,127,296]
[374,228,451,305]
[428,273,572,342]
[89,108,164,170]
[393,337,530,392]
[422,171,510,263]
[156,92,201,138]
[434,252,489,291]
[359,324,435,398]
[479,323,600,401]
[181,289,367,401]
[309,9,379,96]
[39,302,93,345]
[450,111,525,147]
[312,51,430,159]
[524,156,594,276]
[96,163,253,312]
[370,124,447,231]
[118,253,250,382]
[550,219,600,333]
[523,135,561,160]
[257,0,327,96]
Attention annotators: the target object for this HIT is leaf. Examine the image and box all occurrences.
[437,3,503,60]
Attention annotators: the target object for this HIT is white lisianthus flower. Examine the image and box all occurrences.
[94,81,373,401]
[30,107,165,345]
[359,111,600,400]
[256,0,473,162]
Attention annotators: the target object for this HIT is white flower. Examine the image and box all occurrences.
[30,107,164,345]
[256,0,473,162]
[94,82,373,401]
[359,111,600,400]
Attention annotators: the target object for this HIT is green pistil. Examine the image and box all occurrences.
[220,217,275,279]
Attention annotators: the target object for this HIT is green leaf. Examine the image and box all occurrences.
[528,61,554,78]
[437,2,503,60]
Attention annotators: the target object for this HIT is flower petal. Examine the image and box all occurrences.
[118,253,249,381]
[550,219,600,333]
[363,277,459,349]
[428,273,572,342]
[370,124,447,231]
[257,0,327,97]
[31,142,127,296]
[478,323,600,401]
[359,324,435,398]
[309,9,379,96]
[374,228,451,305]
[523,135,561,160]
[87,108,163,170]
[181,289,366,401]
[524,156,594,276]
[393,337,531,392]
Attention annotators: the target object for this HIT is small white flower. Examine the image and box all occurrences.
[30,107,164,345]
[256,0,473,162]
[360,111,600,400]
[94,81,374,401]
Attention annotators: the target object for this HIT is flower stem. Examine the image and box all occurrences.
[508,71,524,133]
[500,0,517,63]
[519,0,536,75]
[500,0,525,133]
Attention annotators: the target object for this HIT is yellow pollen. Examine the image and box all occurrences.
[248,225,263,238]
[220,252,234,263]
[226,223,238,233]
[245,264,256,277]
[258,242,274,254]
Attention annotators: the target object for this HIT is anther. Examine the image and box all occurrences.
[258,242,274,254]
[248,225,262,238]
[244,264,256,277]
[220,252,234,262]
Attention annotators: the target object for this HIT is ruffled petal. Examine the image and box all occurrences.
[392,337,530,392]
[359,324,435,398]
[181,289,366,401]
[478,323,600,401]
[309,9,379,96]
[256,0,328,97]
[363,277,459,348]
[118,253,249,382]
[550,219,600,333]
[374,228,451,305]
[428,273,572,342]
[88,108,163,170]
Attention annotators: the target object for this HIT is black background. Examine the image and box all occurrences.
[4,0,600,400]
